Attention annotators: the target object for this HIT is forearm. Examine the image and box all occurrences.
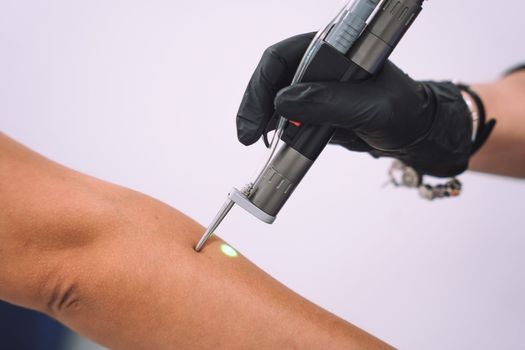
[53,195,387,349]
[0,133,391,349]
[470,70,525,178]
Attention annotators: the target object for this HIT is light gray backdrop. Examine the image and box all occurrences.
[1,1,524,349]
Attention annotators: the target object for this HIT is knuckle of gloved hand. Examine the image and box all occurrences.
[262,42,285,66]
[259,47,288,86]
[261,34,311,66]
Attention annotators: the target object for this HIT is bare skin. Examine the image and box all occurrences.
[471,70,525,178]
[0,133,392,349]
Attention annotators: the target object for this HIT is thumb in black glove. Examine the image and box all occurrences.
[275,62,474,177]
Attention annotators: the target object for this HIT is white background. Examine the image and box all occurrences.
[1,0,524,349]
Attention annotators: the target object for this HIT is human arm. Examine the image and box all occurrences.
[469,69,525,178]
[236,34,525,179]
[0,132,392,350]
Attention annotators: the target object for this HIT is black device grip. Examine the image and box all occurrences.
[281,44,371,161]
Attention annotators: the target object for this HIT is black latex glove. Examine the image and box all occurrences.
[236,33,474,178]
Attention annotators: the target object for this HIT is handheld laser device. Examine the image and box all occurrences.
[196,0,425,251]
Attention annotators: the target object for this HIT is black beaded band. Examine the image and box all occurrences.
[504,64,525,77]
[456,84,497,155]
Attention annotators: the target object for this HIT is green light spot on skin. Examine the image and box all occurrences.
[220,243,238,258]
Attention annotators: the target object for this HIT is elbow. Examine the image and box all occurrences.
[46,278,82,316]
[36,262,84,317]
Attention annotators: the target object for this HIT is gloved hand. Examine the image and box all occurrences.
[236,33,474,178]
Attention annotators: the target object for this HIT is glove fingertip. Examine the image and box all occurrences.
[237,130,263,146]
[237,133,258,146]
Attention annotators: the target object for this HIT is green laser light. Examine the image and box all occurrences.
[220,243,238,258]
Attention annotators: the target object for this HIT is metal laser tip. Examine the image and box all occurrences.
[194,227,214,252]
[194,198,235,252]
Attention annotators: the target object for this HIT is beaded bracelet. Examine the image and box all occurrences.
[386,160,462,201]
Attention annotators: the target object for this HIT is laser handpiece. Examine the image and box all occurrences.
[195,0,425,252]
[195,0,377,252]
